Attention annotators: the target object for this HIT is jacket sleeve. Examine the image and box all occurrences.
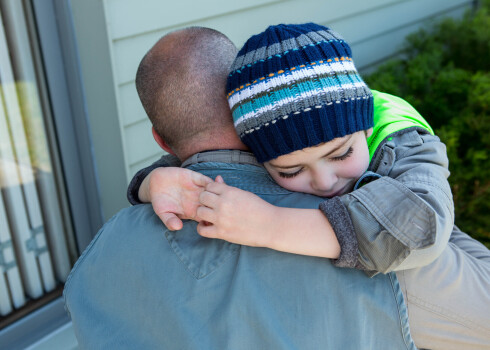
[126,154,181,205]
[320,129,454,274]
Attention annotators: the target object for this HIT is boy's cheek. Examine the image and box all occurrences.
[347,147,370,177]
[274,176,294,190]
[272,175,307,193]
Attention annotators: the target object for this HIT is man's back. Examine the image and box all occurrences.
[64,156,415,349]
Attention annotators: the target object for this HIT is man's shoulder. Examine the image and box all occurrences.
[64,204,232,293]
[104,204,162,233]
[90,204,166,249]
[64,205,167,289]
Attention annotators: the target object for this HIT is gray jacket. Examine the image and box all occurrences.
[322,127,454,274]
[127,128,454,275]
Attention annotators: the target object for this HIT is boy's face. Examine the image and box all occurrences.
[264,130,372,197]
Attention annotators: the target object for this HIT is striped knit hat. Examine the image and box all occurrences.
[227,23,373,162]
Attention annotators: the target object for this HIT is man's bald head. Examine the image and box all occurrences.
[136,27,245,159]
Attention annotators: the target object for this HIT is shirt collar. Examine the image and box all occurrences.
[181,150,261,168]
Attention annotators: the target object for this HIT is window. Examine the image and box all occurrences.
[0,0,78,330]
[0,1,104,346]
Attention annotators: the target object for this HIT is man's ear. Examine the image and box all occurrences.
[152,127,176,155]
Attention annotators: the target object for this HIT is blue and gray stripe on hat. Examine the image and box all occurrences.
[230,28,346,73]
[229,59,370,136]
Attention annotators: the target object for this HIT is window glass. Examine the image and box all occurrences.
[0,0,76,328]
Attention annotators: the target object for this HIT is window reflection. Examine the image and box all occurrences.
[0,0,75,327]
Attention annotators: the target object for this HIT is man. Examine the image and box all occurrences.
[63,27,415,349]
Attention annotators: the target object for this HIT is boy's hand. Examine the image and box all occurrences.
[197,176,276,247]
[140,167,213,230]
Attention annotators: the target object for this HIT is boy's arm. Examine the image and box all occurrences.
[128,159,344,260]
[323,129,454,274]
[197,179,341,259]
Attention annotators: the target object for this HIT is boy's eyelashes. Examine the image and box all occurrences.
[278,168,304,178]
[331,146,353,161]
[276,146,355,178]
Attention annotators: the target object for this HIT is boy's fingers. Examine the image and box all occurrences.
[205,181,228,194]
[199,191,219,208]
[196,206,216,223]
[215,175,225,184]
[159,213,183,231]
[197,222,216,238]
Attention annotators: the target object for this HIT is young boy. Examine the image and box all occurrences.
[129,23,490,349]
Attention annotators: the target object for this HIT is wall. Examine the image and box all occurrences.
[72,0,473,218]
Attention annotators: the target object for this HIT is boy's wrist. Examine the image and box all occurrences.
[260,204,282,249]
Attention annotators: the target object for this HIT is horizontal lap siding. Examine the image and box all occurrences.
[102,0,472,181]
[105,0,283,41]
[335,1,471,69]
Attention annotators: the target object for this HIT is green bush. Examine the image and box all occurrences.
[364,0,490,247]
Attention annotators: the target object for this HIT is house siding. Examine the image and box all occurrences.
[75,0,473,217]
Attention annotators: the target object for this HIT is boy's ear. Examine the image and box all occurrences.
[366,127,374,138]
[152,127,176,155]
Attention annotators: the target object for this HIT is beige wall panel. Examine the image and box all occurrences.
[129,153,163,179]
[116,0,471,132]
[333,0,469,44]
[120,81,145,127]
[355,5,469,71]
[125,118,161,166]
[100,0,472,184]
[111,0,398,86]
[333,0,471,68]
[114,0,470,88]
[105,0,282,40]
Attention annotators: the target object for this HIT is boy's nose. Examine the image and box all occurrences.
[311,170,337,193]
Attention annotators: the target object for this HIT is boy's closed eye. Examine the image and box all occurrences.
[277,146,354,178]
[279,168,304,178]
[331,146,354,161]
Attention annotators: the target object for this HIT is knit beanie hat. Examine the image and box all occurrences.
[226,23,373,162]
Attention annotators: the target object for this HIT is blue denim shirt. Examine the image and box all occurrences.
[64,156,415,349]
